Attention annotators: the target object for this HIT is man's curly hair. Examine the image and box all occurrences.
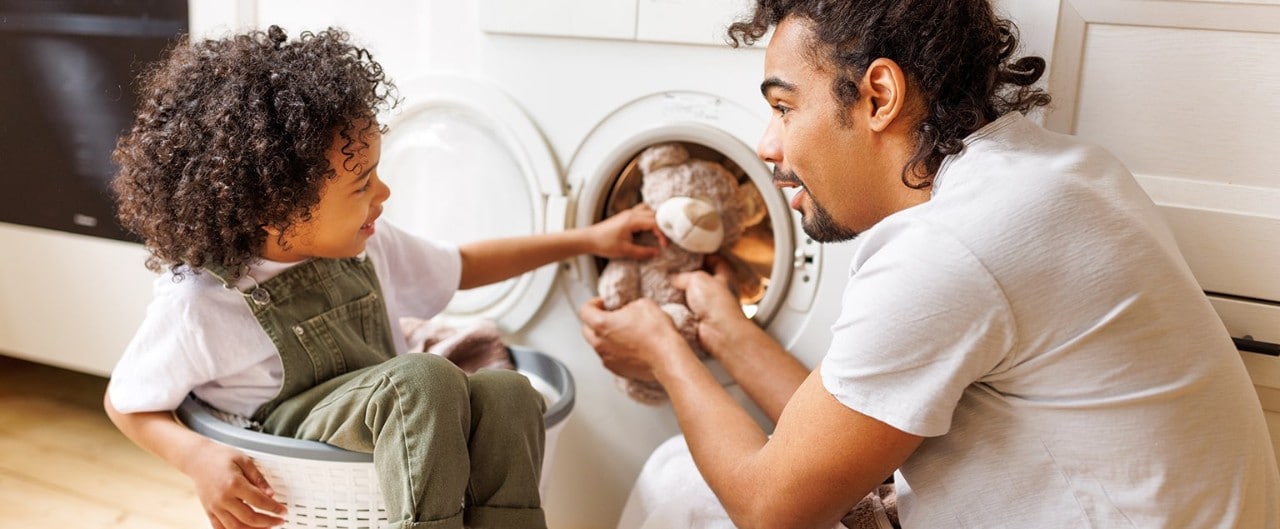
[112,25,396,277]
[728,0,1051,188]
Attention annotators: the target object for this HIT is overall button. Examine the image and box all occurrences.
[293,325,305,336]
[249,287,271,306]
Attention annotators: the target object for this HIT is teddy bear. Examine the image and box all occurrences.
[597,142,768,404]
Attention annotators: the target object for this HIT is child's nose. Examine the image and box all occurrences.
[374,174,391,203]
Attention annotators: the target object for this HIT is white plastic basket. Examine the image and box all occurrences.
[176,347,575,529]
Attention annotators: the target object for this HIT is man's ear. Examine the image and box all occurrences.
[860,57,908,133]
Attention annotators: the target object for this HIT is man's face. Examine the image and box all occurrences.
[757,17,899,242]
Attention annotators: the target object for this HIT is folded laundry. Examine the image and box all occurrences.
[401,317,515,373]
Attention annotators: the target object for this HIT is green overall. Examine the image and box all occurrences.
[208,257,546,529]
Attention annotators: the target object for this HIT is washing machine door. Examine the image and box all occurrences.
[564,92,822,329]
[379,74,565,332]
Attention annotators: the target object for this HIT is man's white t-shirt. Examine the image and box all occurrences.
[108,220,461,418]
[821,113,1279,527]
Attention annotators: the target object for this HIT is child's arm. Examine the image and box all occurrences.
[104,390,287,529]
[458,203,662,289]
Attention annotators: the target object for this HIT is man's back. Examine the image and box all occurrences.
[822,113,1279,527]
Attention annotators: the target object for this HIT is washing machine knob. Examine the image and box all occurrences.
[794,248,816,270]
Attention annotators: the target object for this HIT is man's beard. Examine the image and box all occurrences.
[803,199,858,242]
[775,168,858,242]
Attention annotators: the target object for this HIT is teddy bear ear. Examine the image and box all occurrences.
[637,142,690,174]
[734,182,768,227]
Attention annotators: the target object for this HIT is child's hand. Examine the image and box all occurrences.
[186,441,287,529]
[590,204,665,259]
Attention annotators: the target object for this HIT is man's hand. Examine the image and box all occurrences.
[671,259,753,356]
[578,296,690,381]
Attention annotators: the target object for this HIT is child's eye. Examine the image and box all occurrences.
[355,176,374,193]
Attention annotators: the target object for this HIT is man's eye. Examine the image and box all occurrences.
[773,104,791,116]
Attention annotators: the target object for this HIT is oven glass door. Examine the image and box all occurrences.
[0,0,187,241]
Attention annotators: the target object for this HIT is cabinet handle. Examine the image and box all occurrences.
[1234,336,1280,357]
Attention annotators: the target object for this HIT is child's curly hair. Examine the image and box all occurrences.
[113,25,396,277]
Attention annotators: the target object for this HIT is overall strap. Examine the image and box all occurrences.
[208,257,397,423]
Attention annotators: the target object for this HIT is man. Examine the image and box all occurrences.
[578,1,1280,528]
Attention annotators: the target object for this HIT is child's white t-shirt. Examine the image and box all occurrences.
[108,220,461,418]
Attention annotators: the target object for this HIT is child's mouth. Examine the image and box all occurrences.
[361,209,382,234]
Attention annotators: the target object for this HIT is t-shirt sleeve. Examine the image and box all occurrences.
[820,219,1016,437]
[367,219,462,322]
[108,278,222,413]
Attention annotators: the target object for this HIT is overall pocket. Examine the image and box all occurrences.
[293,291,395,385]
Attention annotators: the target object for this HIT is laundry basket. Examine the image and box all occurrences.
[175,346,575,529]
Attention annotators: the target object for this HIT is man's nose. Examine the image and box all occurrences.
[757,118,782,164]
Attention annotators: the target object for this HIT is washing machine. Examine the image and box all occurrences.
[370,4,858,528]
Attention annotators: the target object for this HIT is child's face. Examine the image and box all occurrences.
[262,124,390,262]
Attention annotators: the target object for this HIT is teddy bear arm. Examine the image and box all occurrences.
[660,302,700,349]
[598,260,643,311]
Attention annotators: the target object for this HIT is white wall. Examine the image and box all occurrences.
[995,0,1063,76]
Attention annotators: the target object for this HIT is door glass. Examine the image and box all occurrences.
[0,1,187,241]
[599,141,775,318]
[380,105,535,314]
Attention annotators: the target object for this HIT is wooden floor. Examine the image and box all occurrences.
[0,354,207,529]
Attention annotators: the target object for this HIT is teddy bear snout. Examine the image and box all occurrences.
[656,196,724,253]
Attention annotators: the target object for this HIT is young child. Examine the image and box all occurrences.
[104,26,659,529]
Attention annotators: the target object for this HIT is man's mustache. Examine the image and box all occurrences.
[772,167,803,187]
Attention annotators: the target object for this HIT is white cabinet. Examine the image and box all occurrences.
[478,0,757,46]
[1032,0,1280,463]
[479,0,637,40]
[636,0,750,45]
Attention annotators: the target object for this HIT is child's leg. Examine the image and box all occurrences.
[463,369,548,529]
[263,353,473,529]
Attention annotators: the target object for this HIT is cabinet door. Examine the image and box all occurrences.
[1028,0,1280,459]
